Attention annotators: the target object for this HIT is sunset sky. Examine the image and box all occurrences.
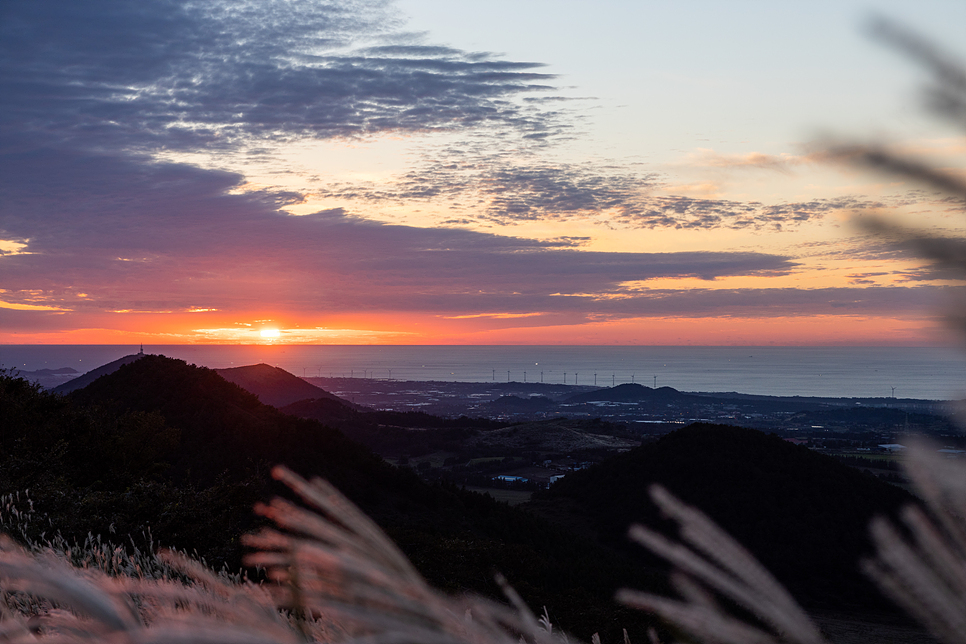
[2,0,965,345]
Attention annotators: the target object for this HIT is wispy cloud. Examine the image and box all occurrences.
[442,313,544,319]
[1,0,954,341]
[0,144,802,318]
[0,301,69,312]
[0,136,946,328]
[613,195,878,231]
[685,150,806,174]
[321,153,880,230]
[0,0,565,156]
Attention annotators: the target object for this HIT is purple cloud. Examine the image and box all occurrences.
[320,155,882,230]
[0,145,802,317]
[0,0,563,155]
[1,142,952,326]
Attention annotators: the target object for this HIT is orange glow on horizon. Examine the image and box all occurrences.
[0,309,952,347]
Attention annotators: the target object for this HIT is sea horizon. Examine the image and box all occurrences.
[4,344,966,401]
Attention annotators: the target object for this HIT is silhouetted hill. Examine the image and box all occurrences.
[485,394,558,412]
[565,383,700,404]
[52,352,145,394]
[280,397,503,458]
[22,357,655,639]
[282,397,499,431]
[282,397,639,460]
[215,363,358,409]
[530,423,916,613]
[69,356,421,496]
[281,395,361,424]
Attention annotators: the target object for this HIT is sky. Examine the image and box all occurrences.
[1,0,965,346]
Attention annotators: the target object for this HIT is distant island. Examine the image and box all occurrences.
[11,366,78,389]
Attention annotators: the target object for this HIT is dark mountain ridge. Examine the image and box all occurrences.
[5,356,655,639]
[215,363,359,409]
[52,352,146,394]
[565,383,700,405]
[566,382,951,413]
[2,357,927,632]
[485,395,559,412]
[529,423,916,613]
[68,355,444,501]
[282,396,635,459]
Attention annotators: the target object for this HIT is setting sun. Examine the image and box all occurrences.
[2,0,964,348]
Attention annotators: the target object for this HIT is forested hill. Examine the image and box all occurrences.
[1,358,657,640]
[214,363,356,409]
[51,352,145,394]
[564,383,701,405]
[530,423,916,613]
[70,355,393,493]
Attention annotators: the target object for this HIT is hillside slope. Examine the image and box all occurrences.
[467,419,639,453]
[33,357,654,639]
[215,363,356,409]
[52,352,145,394]
[564,383,698,404]
[280,397,498,457]
[529,423,915,613]
[71,355,392,494]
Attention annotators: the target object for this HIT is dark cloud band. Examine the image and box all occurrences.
[0,0,563,154]
[0,142,949,324]
[0,144,799,314]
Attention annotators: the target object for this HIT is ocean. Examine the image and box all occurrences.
[3,345,966,400]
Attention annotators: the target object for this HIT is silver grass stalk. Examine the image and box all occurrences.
[826,22,966,642]
[0,465,584,644]
[0,456,963,644]
[860,441,966,644]
[614,438,966,644]
[244,465,576,644]
[616,486,827,644]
